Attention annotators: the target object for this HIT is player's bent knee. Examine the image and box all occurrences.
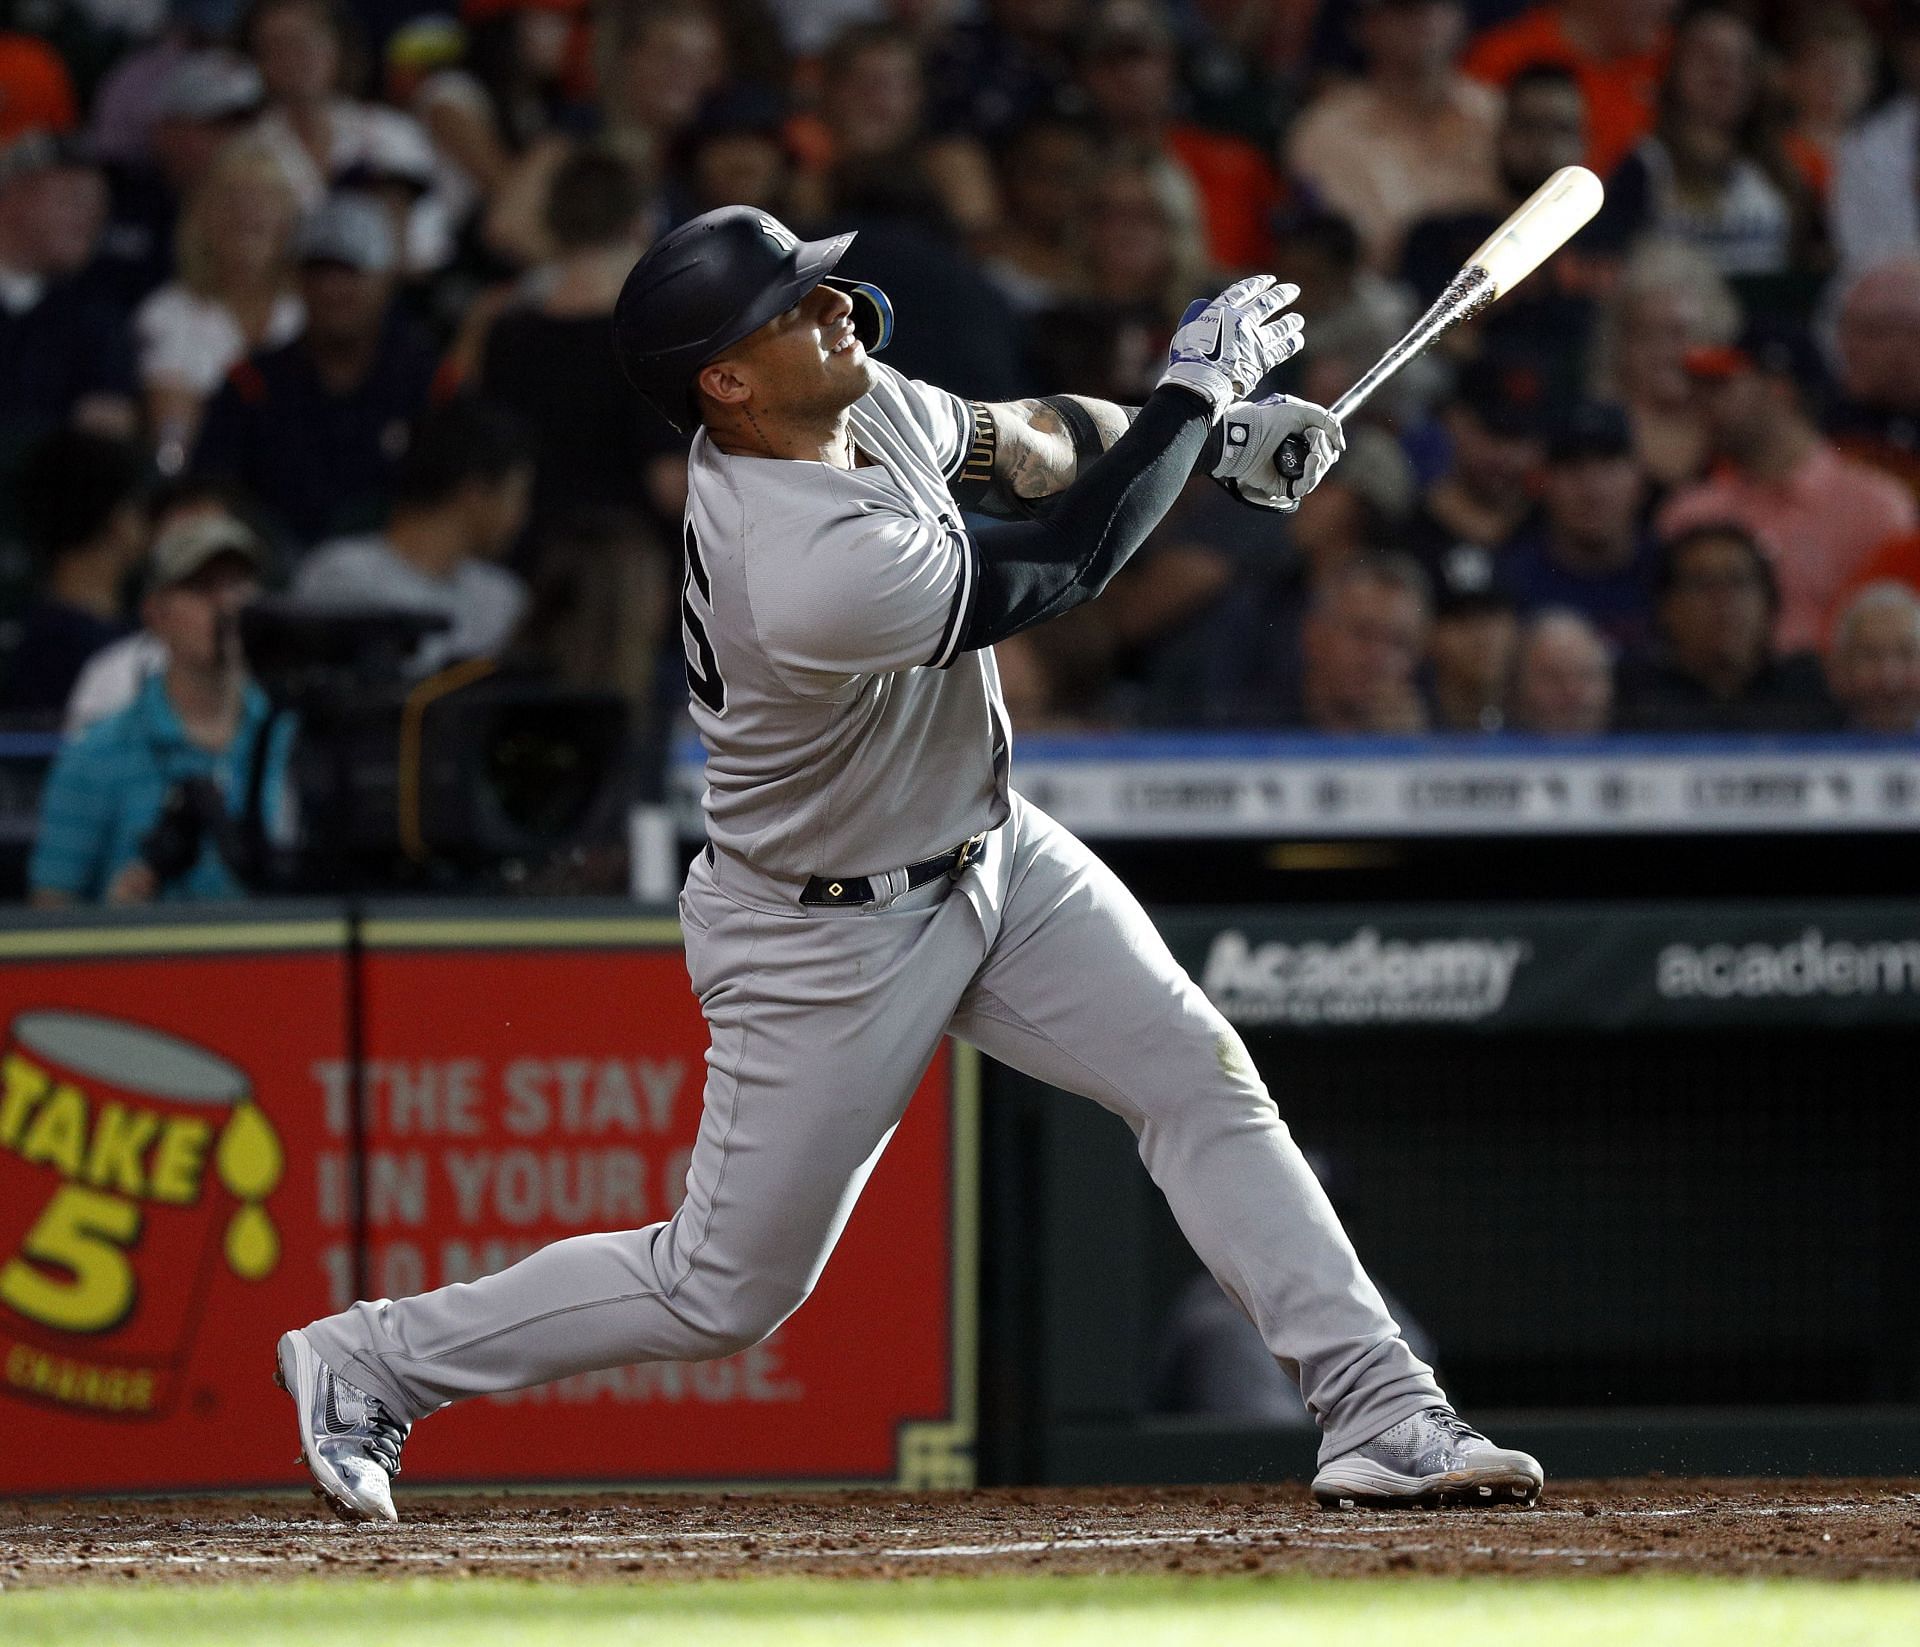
[679,1278,814,1359]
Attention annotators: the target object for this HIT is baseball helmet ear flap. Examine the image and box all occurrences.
[822,277,893,353]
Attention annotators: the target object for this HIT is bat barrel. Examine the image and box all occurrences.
[1273,166,1601,485]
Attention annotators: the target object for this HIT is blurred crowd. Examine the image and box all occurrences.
[7,0,1920,849]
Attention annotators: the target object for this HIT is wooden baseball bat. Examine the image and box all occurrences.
[1275,166,1605,482]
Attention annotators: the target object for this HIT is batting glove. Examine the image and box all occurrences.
[1158,275,1305,421]
[1212,394,1345,513]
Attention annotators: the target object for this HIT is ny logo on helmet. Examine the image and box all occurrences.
[758,215,798,253]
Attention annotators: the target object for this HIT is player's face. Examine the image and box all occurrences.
[723,281,874,422]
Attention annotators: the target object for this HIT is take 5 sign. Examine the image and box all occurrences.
[0,912,345,1493]
[0,1011,286,1415]
[0,906,976,1496]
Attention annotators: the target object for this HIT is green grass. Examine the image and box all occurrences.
[4,1575,1918,1647]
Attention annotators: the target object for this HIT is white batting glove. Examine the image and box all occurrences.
[1212,394,1345,513]
[1157,275,1305,421]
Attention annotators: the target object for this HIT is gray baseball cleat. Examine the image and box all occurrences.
[274,1328,410,1524]
[1312,1407,1543,1509]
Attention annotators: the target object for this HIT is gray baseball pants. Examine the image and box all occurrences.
[302,793,1443,1464]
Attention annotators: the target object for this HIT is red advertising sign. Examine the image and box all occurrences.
[0,907,976,1495]
[353,911,975,1488]
[0,916,346,1494]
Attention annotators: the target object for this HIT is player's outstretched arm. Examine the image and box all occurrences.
[951,276,1311,651]
[954,395,1137,520]
[955,283,1340,532]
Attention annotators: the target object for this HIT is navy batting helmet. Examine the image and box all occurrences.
[612,206,894,433]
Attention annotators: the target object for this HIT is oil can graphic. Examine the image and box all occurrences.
[0,1011,284,1417]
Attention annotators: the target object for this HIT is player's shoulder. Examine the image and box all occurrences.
[857,361,968,451]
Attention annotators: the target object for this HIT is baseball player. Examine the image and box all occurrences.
[276,207,1543,1519]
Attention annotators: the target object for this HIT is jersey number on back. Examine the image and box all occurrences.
[682,521,726,714]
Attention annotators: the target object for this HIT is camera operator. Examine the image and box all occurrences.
[28,517,288,906]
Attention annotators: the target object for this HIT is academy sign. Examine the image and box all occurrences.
[1657,929,1920,1001]
[1200,927,1531,1026]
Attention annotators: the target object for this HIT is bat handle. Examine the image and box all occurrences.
[1273,386,1364,481]
[1275,432,1308,481]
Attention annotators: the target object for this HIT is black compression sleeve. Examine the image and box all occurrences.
[957,386,1211,651]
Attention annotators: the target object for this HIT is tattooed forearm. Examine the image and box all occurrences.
[988,395,1135,500]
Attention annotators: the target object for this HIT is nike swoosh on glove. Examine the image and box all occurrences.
[1157,275,1305,421]
[1213,394,1345,513]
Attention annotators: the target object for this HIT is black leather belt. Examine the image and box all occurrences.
[800,833,988,907]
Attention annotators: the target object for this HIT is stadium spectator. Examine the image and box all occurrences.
[1590,239,1741,496]
[135,138,304,475]
[1463,0,1674,178]
[293,397,532,676]
[1027,157,1202,405]
[1116,429,1415,729]
[1829,256,1920,504]
[1594,5,1805,279]
[0,133,137,530]
[1616,522,1836,732]
[91,50,265,308]
[1657,326,1918,656]
[483,0,728,268]
[0,431,147,717]
[1399,61,1600,390]
[61,478,250,735]
[1075,0,1279,274]
[1296,425,1417,575]
[1426,557,1519,733]
[28,514,283,905]
[1501,402,1660,654]
[1286,0,1500,272]
[478,148,687,541]
[1403,357,1547,587]
[85,3,249,170]
[382,16,514,230]
[508,507,671,728]
[667,84,795,225]
[976,112,1098,317]
[455,0,597,163]
[1275,207,1432,425]
[243,0,461,272]
[788,22,996,236]
[1779,5,1878,205]
[1508,608,1615,734]
[191,193,439,549]
[0,35,78,146]
[923,0,1080,143]
[1830,4,1920,278]
[1291,554,1432,734]
[599,0,730,171]
[1827,581,1920,735]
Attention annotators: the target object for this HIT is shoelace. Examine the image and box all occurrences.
[356,1403,409,1479]
[1425,1408,1486,1446]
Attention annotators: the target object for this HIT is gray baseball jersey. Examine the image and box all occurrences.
[684,362,1009,887]
[298,358,1448,1478]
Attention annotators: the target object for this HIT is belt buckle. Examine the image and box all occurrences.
[951,833,984,876]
